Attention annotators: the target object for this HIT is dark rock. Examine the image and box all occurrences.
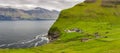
[104,36,108,38]
[94,32,100,38]
[73,28,81,32]
[80,38,89,42]
[105,31,109,34]
[86,33,92,37]
[48,27,61,41]
[101,0,120,7]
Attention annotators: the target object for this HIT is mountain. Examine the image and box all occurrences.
[0,7,59,20]
[1,0,120,53]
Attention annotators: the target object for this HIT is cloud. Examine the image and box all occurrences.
[0,0,85,11]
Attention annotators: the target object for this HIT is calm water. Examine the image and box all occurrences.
[0,20,55,48]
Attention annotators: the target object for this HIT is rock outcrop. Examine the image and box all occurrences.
[85,0,120,7]
[48,27,61,41]
[101,0,120,7]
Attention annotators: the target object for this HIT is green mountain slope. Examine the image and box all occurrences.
[0,0,120,53]
[48,0,120,52]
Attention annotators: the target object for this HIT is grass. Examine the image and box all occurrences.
[0,0,120,53]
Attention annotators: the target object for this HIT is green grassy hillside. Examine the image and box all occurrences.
[0,0,120,53]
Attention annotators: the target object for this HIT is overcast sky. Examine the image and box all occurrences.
[0,0,85,11]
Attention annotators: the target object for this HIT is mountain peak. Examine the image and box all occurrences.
[34,7,47,10]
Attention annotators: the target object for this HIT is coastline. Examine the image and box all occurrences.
[0,33,49,48]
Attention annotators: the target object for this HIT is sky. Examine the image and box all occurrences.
[0,0,85,11]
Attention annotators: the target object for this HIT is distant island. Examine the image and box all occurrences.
[0,7,59,21]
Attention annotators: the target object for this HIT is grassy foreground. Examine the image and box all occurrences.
[0,0,120,53]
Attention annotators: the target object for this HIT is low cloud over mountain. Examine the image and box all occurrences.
[0,0,84,11]
[0,7,59,20]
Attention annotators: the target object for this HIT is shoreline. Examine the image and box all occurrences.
[0,33,50,48]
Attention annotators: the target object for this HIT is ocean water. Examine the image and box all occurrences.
[0,20,55,48]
